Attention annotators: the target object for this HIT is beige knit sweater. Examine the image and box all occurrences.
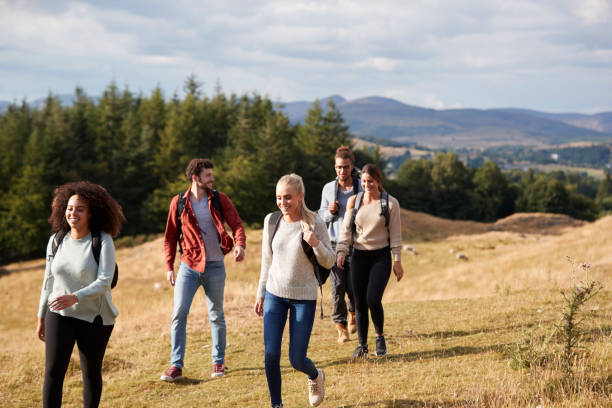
[336,194,402,261]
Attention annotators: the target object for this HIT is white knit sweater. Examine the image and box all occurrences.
[257,213,335,300]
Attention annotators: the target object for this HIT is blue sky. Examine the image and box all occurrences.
[1,0,611,112]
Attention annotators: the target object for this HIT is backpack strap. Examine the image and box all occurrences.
[267,211,283,251]
[50,229,68,259]
[331,179,339,224]
[351,170,360,196]
[349,191,364,250]
[380,192,390,227]
[300,237,326,319]
[211,189,224,222]
[91,230,102,264]
[350,191,364,235]
[176,191,187,254]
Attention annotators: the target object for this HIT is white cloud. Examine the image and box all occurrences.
[571,0,612,24]
[0,0,611,112]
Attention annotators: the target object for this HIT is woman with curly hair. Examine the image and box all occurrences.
[36,181,125,408]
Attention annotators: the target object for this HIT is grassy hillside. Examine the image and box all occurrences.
[1,213,610,407]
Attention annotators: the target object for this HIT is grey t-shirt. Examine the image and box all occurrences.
[38,232,118,325]
[190,196,224,262]
[319,179,362,243]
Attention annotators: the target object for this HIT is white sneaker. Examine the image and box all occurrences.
[307,368,325,406]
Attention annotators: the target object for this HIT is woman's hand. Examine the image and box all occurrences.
[336,253,346,270]
[302,228,319,248]
[254,298,264,317]
[36,318,45,342]
[49,294,78,311]
[393,261,404,282]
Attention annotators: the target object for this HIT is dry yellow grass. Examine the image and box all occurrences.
[1,212,610,407]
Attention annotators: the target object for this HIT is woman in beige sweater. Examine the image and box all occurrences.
[336,164,403,359]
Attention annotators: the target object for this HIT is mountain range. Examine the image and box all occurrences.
[281,95,612,148]
[2,94,611,148]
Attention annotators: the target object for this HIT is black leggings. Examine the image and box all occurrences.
[43,312,113,408]
[350,247,391,347]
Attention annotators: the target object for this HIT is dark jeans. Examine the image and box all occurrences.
[263,291,318,407]
[330,257,355,325]
[350,247,391,346]
[43,312,113,408]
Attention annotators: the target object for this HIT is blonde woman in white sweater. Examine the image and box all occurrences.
[254,174,335,408]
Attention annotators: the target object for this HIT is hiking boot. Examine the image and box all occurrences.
[160,366,182,382]
[352,344,368,360]
[375,336,387,356]
[307,368,325,406]
[336,322,350,343]
[211,363,226,378]
[348,312,357,334]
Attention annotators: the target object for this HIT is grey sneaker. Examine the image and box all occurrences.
[352,344,368,360]
[307,368,325,406]
[375,336,387,356]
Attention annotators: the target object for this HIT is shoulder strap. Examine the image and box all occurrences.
[211,189,224,221]
[90,230,119,289]
[380,192,390,227]
[352,173,360,196]
[91,230,101,264]
[350,192,364,232]
[349,191,364,248]
[51,229,68,258]
[176,191,187,254]
[267,211,283,252]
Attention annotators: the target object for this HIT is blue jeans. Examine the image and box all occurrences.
[263,291,318,407]
[171,261,226,368]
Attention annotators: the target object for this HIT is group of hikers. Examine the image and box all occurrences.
[36,145,404,408]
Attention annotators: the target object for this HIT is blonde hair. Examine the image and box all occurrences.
[277,173,317,231]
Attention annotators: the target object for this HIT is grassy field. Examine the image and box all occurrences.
[1,212,610,407]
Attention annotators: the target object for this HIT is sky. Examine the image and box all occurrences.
[1,0,611,113]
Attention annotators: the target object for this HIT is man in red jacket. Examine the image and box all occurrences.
[161,158,246,382]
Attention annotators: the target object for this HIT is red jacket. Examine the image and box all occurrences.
[164,189,246,273]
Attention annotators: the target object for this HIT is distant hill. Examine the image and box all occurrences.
[282,96,612,148]
[494,108,612,134]
[3,93,612,148]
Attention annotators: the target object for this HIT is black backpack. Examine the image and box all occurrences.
[51,229,119,289]
[267,211,330,318]
[349,191,390,249]
[176,189,224,254]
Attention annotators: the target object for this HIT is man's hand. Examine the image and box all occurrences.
[167,270,175,286]
[328,201,339,215]
[234,245,245,262]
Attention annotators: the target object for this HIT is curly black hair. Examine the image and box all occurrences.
[48,181,126,237]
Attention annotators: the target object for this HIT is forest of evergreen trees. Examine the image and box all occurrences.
[2,77,612,263]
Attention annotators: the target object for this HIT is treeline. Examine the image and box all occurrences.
[0,78,379,262]
[387,154,612,222]
[2,78,612,263]
[480,145,612,168]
